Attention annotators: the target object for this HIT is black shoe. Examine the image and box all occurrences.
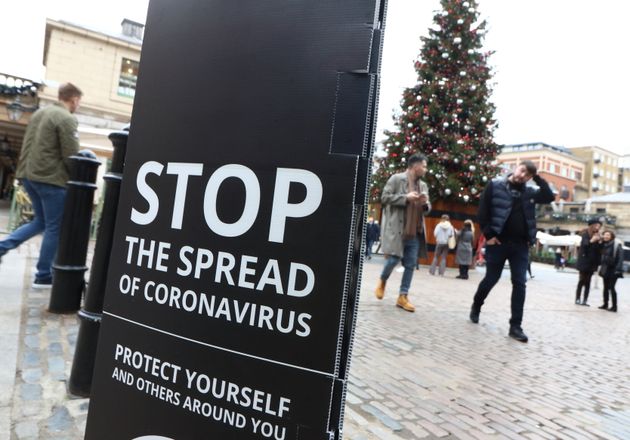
[608,307,617,312]
[469,307,480,324]
[575,298,581,305]
[581,302,590,307]
[32,277,53,289]
[456,275,463,279]
[598,305,608,310]
[509,326,528,343]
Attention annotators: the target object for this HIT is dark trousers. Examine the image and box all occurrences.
[602,277,618,308]
[472,241,528,327]
[458,265,469,278]
[576,271,594,303]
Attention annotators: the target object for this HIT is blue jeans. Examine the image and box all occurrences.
[380,235,420,294]
[472,241,529,326]
[366,239,375,257]
[0,179,66,280]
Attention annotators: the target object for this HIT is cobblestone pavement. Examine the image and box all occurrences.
[3,242,630,439]
[7,241,88,440]
[343,256,630,439]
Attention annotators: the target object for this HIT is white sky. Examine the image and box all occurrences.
[1,0,629,155]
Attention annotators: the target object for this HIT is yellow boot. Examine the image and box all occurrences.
[375,279,386,300]
[396,294,415,312]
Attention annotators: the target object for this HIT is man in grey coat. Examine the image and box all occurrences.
[375,153,431,312]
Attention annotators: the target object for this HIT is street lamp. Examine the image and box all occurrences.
[6,96,37,122]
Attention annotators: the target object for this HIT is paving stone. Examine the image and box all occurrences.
[20,383,43,401]
[21,368,42,384]
[14,421,39,439]
[361,403,404,431]
[46,405,73,432]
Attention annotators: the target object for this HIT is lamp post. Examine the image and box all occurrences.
[6,96,38,122]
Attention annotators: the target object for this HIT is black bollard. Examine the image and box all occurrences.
[49,150,101,313]
[68,129,128,397]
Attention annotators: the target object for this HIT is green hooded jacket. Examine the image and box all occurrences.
[16,102,80,187]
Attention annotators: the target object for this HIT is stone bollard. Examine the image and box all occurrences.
[68,129,128,397]
[48,150,101,313]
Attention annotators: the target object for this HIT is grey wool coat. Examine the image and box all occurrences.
[380,172,431,258]
[455,229,474,265]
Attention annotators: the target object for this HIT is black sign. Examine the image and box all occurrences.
[85,0,385,438]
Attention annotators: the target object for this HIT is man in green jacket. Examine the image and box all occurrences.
[0,83,82,288]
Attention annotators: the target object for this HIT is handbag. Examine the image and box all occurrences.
[448,233,456,250]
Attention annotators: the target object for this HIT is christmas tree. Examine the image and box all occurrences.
[371,0,500,204]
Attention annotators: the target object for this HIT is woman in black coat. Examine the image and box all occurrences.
[575,219,602,306]
[598,230,623,312]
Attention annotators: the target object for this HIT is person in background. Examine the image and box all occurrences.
[469,161,554,343]
[598,230,623,312]
[430,214,454,276]
[375,153,431,313]
[455,219,475,279]
[365,217,380,260]
[575,218,602,306]
[554,248,563,270]
[0,83,82,288]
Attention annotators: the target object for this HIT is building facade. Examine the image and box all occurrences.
[619,154,630,192]
[497,142,586,202]
[0,19,143,201]
[569,146,620,199]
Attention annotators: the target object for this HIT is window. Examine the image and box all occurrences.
[561,167,567,177]
[118,58,139,98]
[575,171,582,181]
[596,208,606,214]
[570,208,579,213]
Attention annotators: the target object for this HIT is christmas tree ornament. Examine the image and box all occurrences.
[459,71,466,76]
[453,37,462,44]
[457,98,463,104]
[480,117,487,123]
[463,195,470,202]
[442,53,449,59]
[471,187,478,194]
[457,19,464,24]
[443,122,449,128]
[416,95,422,100]
[482,176,488,182]
[463,1,470,6]
[469,165,476,171]
[453,158,459,163]
[445,188,452,195]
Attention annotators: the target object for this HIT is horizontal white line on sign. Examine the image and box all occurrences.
[103,311,336,379]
